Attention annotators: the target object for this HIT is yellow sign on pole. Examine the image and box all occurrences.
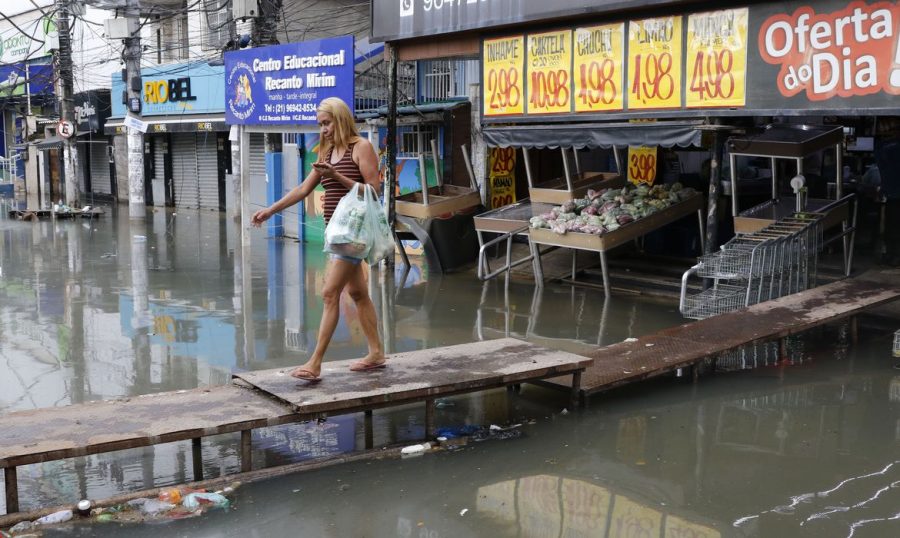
[627,16,683,109]
[627,146,658,185]
[483,36,526,116]
[685,8,748,108]
[526,29,573,114]
[573,23,625,112]
[489,147,516,208]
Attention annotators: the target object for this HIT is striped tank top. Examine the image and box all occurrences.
[321,142,364,224]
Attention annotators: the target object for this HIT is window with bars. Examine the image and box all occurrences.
[158,14,189,62]
[397,124,439,159]
[203,0,232,51]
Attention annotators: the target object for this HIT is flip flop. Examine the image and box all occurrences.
[349,361,387,372]
[289,368,322,382]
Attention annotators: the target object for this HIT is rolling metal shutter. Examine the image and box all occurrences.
[153,136,166,183]
[90,142,111,194]
[196,133,220,210]
[248,133,267,211]
[170,133,198,208]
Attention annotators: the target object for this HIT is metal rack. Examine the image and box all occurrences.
[680,212,825,320]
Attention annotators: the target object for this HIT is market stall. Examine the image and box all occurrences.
[727,124,857,275]
[529,187,704,293]
[473,120,705,284]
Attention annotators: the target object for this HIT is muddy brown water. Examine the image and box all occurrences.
[2,202,899,537]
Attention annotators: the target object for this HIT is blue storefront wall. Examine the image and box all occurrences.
[111,61,224,117]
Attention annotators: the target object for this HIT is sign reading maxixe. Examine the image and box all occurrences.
[758,2,899,101]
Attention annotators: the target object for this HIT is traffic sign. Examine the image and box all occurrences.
[57,120,75,139]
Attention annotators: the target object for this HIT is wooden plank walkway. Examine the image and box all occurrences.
[544,268,900,396]
[1,338,588,515]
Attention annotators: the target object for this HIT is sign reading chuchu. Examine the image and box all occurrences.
[224,35,355,125]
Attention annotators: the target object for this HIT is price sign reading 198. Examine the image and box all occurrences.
[626,16,683,110]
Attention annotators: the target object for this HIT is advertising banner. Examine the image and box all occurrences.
[685,8,748,108]
[476,0,900,121]
[224,36,355,125]
[574,23,625,112]
[627,16,683,109]
[0,15,54,65]
[483,35,526,117]
[751,0,900,108]
[525,29,573,114]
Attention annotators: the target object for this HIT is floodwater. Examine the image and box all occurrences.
[2,199,899,537]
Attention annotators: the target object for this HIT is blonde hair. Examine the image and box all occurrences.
[317,97,360,161]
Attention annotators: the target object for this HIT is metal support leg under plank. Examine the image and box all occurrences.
[5,466,18,514]
[571,371,583,410]
[241,430,252,473]
[850,316,859,345]
[365,410,374,449]
[599,250,611,296]
[424,399,435,439]
[192,438,204,481]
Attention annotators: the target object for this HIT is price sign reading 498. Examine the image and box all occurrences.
[627,16,683,109]
[483,36,525,116]
[685,9,748,108]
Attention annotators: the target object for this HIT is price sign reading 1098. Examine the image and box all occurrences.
[483,36,525,116]
[526,29,572,114]
[627,16,683,109]
[574,23,625,112]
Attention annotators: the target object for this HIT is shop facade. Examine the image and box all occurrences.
[106,61,230,210]
[373,0,900,277]
[73,90,115,201]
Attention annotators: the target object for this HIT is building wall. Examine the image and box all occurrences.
[113,134,129,202]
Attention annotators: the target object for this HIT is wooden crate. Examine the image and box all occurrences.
[529,194,704,251]
[395,185,481,219]
[529,172,625,205]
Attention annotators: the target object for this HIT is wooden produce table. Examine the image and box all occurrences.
[395,185,481,219]
[529,172,624,204]
[529,193,705,293]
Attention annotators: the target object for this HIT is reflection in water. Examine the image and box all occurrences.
[3,205,900,538]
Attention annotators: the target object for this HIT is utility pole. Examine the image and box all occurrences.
[253,0,282,155]
[55,0,80,206]
[125,0,145,219]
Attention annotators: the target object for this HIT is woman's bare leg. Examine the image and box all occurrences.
[290,258,358,378]
[345,263,385,366]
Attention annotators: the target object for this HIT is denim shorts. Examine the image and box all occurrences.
[331,254,363,265]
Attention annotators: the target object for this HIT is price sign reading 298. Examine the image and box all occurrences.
[483,36,525,116]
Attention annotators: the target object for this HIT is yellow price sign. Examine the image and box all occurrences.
[627,16,683,109]
[574,23,625,112]
[627,146,658,185]
[483,36,525,116]
[526,29,572,114]
[686,8,748,107]
[489,147,516,208]
[609,495,662,538]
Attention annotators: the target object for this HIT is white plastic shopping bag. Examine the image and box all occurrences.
[324,183,372,260]
[365,186,394,265]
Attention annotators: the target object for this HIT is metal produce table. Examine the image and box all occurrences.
[473,200,555,280]
[529,194,705,294]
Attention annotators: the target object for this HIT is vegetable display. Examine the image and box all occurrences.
[529,183,698,235]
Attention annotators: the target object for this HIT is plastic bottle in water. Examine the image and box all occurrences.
[35,509,73,525]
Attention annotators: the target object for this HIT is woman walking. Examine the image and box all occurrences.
[251,97,387,381]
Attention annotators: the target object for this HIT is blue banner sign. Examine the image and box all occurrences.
[224,36,355,125]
